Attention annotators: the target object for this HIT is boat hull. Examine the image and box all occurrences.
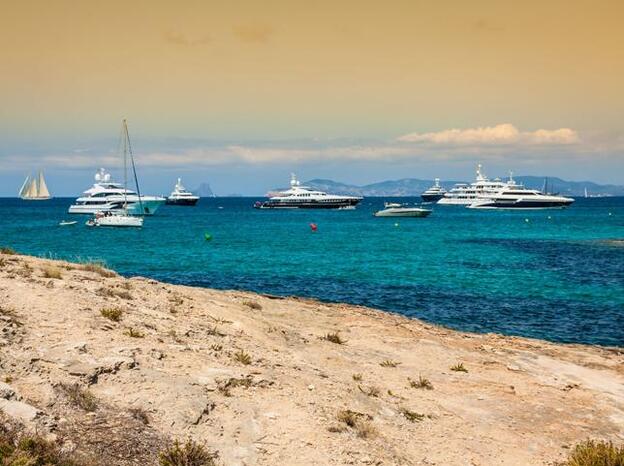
[166,198,199,206]
[255,198,361,209]
[421,194,445,202]
[69,198,165,215]
[374,208,432,217]
[89,216,143,227]
[468,200,574,210]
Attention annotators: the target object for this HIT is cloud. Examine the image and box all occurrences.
[232,23,274,43]
[164,31,211,46]
[397,124,580,145]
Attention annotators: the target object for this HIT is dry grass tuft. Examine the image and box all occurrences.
[322,332,345,345]
[352,373,363,382]
[0,423,86,465]
[207,326,225,337]
[125,327,145,338]
[57,382,98,412]
[408,375,434,390]
[217,376,253,396]
[81,261,116,278]
[159,439,217,466]
[233,349,252,365]
[450,362,468,373]
[336,410,376,439]
[380,359,400,368]
[399,407,427,423]
[564,439,624,466]
[0,247,16,255]
[210,344,223,352]
[242,300,262,310]
[129,407,150,425]
[100,307,122,322]
[97,287,133,300]
[42,265,62,279]
[358,385,380,398]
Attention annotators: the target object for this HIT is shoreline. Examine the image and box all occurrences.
[1,251,623,464]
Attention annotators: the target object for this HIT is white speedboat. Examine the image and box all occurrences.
[421,178,446,202]
[468,175,574,210]
[87,211,143,227]
[254,174,362,209]
[166,178,199,206]
[437,164,508,205]
[374,203,432,217]
[69,169,165,215]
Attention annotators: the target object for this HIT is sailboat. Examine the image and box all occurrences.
[88,120,143,228]
[19,171,51,200]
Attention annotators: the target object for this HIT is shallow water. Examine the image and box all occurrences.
[1,197,623,346]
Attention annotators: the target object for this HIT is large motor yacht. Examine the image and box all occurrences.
[68,168,166,215]
[254,174,362,209]
[437,164,508,205]
[421,178,446,202]
[468,174,574,210]
[166,178,199,206]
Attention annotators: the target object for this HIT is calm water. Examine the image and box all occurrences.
[1,197,623,346]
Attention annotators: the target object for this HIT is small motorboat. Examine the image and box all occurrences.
[58,220,77,226]
[86,211,143,228]
[374,203,432,217]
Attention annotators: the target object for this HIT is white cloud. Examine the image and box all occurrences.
[397,124,580,145]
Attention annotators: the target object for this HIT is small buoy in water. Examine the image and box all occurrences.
[548,216,552,220]
[204,233,212,241]
[309,223,318,232]
[525,218,530,223]
[394,223,400,227]
[609,212,613,216]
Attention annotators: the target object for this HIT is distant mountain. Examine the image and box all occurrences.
[304,177,624,197]
[192,182,215,197]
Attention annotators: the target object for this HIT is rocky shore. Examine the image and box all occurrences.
[0,251,623,465]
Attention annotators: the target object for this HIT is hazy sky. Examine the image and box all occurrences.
[1,0,623,195]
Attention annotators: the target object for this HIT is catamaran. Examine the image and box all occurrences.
[87,120,144,228]
[19,171,51,200]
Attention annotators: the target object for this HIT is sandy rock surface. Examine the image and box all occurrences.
[0,252,623,465]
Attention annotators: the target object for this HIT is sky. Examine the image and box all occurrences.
[1,0,623,196]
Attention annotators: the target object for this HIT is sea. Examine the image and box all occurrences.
[1,197,623,346]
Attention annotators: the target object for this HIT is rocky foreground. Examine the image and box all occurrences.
[0,251,623,465]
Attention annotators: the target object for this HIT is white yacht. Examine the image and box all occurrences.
[437,164,509,205]
[254,174,362,209]
[166,178,199,206]
[420,178,446,202]
[69,168,165,215]
[468,175,574,210]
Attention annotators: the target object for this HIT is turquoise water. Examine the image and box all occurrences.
[1,197,623,346]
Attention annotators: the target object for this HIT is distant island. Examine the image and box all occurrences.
[303,177,624,197]
[191,182,215,197]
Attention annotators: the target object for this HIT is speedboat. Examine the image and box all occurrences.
[69,169,165,216]
[421,178,446,202]
[468,174,574,210]
[374,203,432,217]
[87,211,143,227]
[437,164,509,205]
[166,178,199,206]
[254,174,362,209]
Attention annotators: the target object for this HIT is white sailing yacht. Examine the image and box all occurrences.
[19,171,51,200]
[88,120,143,228]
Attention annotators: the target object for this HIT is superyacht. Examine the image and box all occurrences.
[254,174,362,209]
[437,164,508,205]
[68,168,165,215]
[166,178,199,206]
[468,174,574,209]
[420,178,446,202]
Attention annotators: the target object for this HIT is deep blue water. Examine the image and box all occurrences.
[1,197,623,346]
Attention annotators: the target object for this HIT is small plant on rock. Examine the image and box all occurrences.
[159,439,217,466]
[322,332,345,345]
[57,382,98,412]
[564,439,624,466]
[450,362,468,373]
[233,349,252,365]
[100,307,122,322]
[42,265,62,279]
[408,375,434,390]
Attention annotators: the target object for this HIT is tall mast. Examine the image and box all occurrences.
[122,120,128,213]
[124,119,144,214]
